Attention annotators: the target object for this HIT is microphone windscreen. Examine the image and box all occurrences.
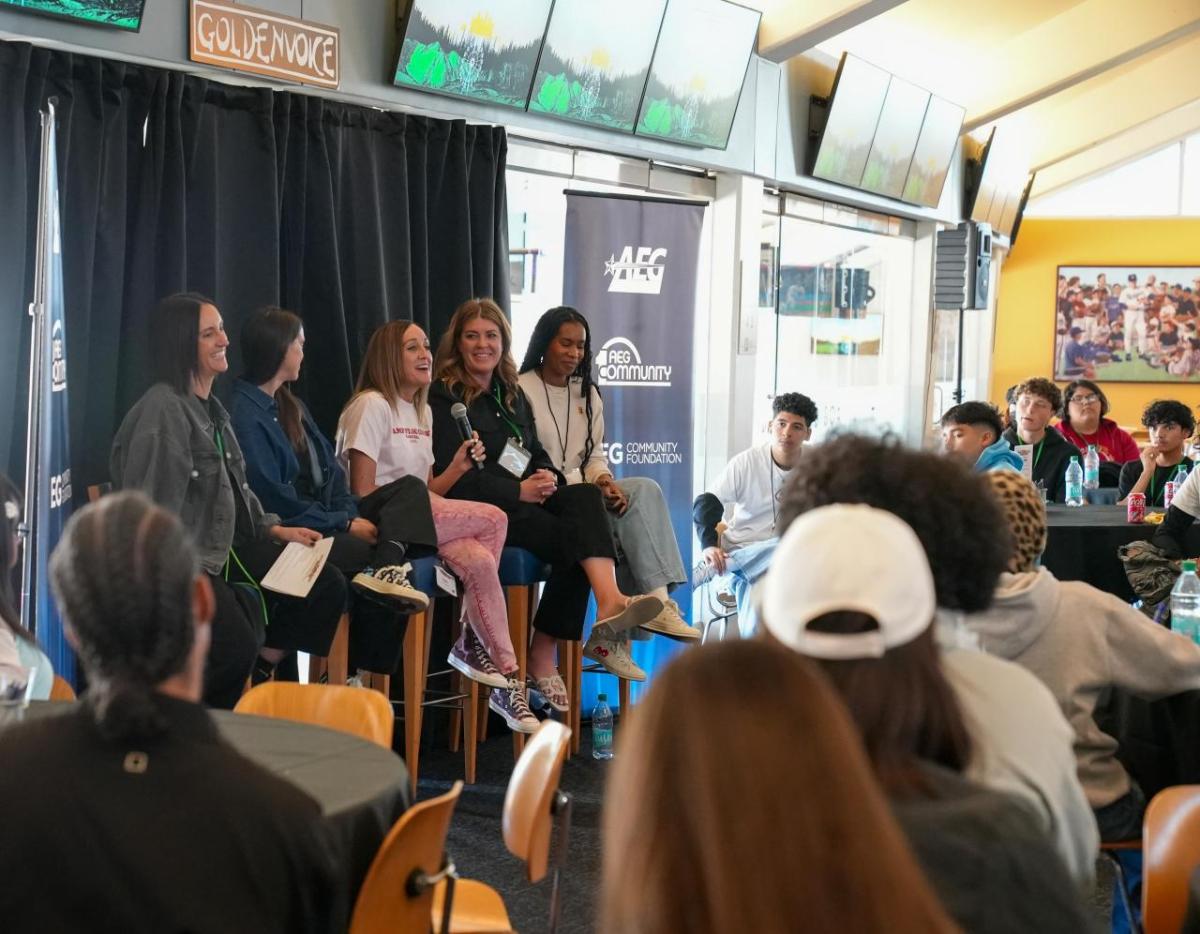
[451,402,467,419]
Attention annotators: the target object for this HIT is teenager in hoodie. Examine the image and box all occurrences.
[1001,378,1077,502]
[940,401,1024,473]
[968,470,1200,841]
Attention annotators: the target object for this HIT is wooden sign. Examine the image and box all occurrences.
[190,0,340,89]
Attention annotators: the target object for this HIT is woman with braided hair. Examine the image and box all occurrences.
[0,492,338,932]
[0,472,53,699]
[518,306,694,683]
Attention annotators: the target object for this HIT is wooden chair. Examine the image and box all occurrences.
[49,675,76,701]
[431,720,574,934]
[348,781,463,934]
[307,611,350,687]
[234,682,395,748]
[1143,785,1200,934]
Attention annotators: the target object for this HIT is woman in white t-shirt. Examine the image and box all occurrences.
[517,307,695,681]
[337,320,537,733]
[0,474,53,700]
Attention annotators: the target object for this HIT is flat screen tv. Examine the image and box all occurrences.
[634,0,761,150]
[393,0,553,109]
[1007,174,1036,245]
[901,94,965,207]
[530,0,668,132]
[968,129,998,223]
[861,76,930,200]
[811,53,890,189]
[0,0,145,30]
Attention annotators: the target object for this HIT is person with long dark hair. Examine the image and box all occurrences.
[231,306,437,680]
[517,306,694,681]
[1055,378,1138,481]
[110,293,346,708]
[601,639,959,934]
[430,298,662,714]
[0,492,338,932]
[336,319,538,732]
[0,473,52,699]
[762,504,1093,932]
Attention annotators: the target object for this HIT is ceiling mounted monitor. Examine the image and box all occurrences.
[0,0,146,30]
[861,76,931,200]
[530,0,668,132]
[811,53,891,189]
[634,0,761,150]
[393,0,553,109]
[901,95,965,208]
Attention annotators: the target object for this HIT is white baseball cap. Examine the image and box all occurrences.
[762,504,935,660]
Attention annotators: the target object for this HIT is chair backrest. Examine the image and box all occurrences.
[349,781,463,934]
[49,675,77,701]
[86,483,112,503]
[1144,785,1200,934]
[502,719,571,882]
[234,682,394,748]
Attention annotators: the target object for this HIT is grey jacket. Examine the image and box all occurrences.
[111,383,280,575]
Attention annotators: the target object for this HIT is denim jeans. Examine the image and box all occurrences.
[714,537,779,637]
[610,477,687,595]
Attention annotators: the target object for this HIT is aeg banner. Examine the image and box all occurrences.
[563,191,705,697]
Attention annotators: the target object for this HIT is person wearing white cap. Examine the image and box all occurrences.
[762,504,1092,934]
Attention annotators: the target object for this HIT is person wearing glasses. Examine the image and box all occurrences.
[1000,378,1076,503]
[1118,400,1196,507]
[1055,379,1139,485]
[692,392,817,635]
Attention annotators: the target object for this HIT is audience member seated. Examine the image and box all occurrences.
[1055,379,1139,484]
[336,318,537,732]
[691,392,817,635]
[600,638,958,934]
[429,298,661,715]
[231,307,433,682]
[761,504,1093,932]
[0,492,338,932]
[1118,399,1196,506]
[110,293,345,708]
[0,473,52,699]
[517,306,695,682]
[780,434,1098,885]
[940,401,1023,472]
[1001,377,1076,502]
[968,471,1200,842]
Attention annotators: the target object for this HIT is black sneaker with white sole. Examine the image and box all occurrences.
[351,564,429,612]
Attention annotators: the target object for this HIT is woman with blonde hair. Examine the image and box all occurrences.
[337,318,537,732]
[601,639,959,934]
[429,298,662,713]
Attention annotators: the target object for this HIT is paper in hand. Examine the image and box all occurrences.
[260,537,333,598]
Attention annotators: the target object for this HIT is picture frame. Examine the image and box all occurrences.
[0,0,146,31]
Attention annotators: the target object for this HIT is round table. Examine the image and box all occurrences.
[20,702,408,918]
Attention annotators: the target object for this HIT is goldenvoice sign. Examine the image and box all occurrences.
[595,337,672,387]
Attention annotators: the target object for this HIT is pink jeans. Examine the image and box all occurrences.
[430,493,517,673]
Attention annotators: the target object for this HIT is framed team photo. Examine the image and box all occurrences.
[1054,265,1200,383]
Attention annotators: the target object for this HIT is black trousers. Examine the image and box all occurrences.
[502,483,617,640]
[203,538,347,709]
[356,475,438,563]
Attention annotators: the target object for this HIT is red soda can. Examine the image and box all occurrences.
[1127,492,1146,524]
[1166,482,1180,510]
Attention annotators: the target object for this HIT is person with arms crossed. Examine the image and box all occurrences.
[692,392,816,635]
[940,401,1024,472]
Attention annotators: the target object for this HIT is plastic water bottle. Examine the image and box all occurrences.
[1083,445,1100,490]
[1065,457,1084,506]
[1174,463,1190,487]
[591,694,613,760]
[1170,561,1200,644]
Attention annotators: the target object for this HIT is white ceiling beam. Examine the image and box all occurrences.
[758,0,910,63]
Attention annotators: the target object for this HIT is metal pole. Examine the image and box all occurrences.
[953,305,966,404]
[18,99,56,637]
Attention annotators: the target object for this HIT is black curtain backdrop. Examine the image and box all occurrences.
[0,40,510,489]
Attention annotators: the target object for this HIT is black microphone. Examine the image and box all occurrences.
[450,402,484,470]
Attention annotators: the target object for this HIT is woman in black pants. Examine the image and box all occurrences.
[231,306,439,678]
[110,293,345,707]
[430,298,662,711]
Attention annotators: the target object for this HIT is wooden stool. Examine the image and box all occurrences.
[307,612,350,687]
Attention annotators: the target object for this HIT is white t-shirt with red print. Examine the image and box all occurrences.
[335,391,433,486]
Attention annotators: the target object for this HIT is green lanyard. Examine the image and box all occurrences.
[213,424,270,629]
[491,385,524,441]
[1020,436,1046,468]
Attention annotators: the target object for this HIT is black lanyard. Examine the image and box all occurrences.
[540,374,571,471]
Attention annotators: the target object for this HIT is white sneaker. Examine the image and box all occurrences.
[584,630,646,681]
[639,598,700,641]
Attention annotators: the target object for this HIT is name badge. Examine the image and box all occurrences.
[1015,444,1033,480]
[497,438,533,478]
[434,563,458,596]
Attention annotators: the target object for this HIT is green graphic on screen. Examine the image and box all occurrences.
[529,0,667,132]
[393,0,552,110]
[0,0,144,30]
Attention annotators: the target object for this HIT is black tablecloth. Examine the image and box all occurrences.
[1042,504,1200,602]
[18,702,408,917]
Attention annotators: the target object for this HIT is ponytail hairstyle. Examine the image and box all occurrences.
[241,306,308,455]
[519,306,599,468]
[0,472,36,645]
[49,491,201,741]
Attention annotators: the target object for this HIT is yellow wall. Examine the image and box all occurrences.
[992,217,1200,428]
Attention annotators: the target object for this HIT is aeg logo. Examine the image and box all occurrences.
[604,246,668,294]
[594,337,671,387]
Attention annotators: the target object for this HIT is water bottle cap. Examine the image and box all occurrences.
[597,693,608,702]
[1070,456,1079,463]
[1185,561,1197,573]
[1088,444,1097,451]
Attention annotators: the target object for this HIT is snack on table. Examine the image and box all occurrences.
[1143,512,1166,525]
